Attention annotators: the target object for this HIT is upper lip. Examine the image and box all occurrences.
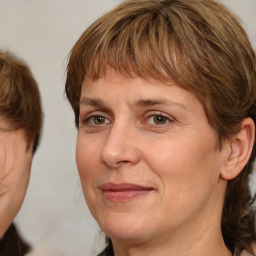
[100,182,153,191]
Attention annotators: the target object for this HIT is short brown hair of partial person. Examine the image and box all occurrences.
[65,0,256,254]
[0,51,43,152]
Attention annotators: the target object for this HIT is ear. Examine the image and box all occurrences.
[221,117,255,181]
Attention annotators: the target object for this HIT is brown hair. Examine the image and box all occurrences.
[65,0,256,253]
[0,51,43,152]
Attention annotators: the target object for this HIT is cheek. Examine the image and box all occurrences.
[145,136,220,201]
[76,134,103,195]
[76,141,97,181]
[17,152,32,193]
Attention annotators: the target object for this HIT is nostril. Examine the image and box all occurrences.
[117,160,129,165]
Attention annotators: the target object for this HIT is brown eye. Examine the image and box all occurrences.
[154,116,167,124]
[94,116,106,124]
[148,114,170,125]
[85,115,110,125]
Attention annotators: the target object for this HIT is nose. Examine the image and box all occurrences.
[100,123,140,168]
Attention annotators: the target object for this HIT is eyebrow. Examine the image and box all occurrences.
[136,98,187,110]
[79,97,105,107]
[136,99,169,107]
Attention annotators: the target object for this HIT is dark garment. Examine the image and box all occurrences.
[0,223,30,256]
[97,241,114,256]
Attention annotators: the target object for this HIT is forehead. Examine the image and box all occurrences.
[81,71,206,115]
[0,117,14,131]
[82,70,172,97]
[82,68,174,91]
[0,116,27,140]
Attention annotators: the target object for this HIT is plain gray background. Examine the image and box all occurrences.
[0,0,255,255]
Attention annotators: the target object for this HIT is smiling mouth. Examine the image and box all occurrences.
[101,183,154,202]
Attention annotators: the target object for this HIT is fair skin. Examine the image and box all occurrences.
[76,70,254,256]
[0,118,33,238]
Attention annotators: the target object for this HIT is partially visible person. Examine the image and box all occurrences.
[0,51,43,255]
[65,0,256,256]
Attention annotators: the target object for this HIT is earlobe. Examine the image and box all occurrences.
[221,118,255,181]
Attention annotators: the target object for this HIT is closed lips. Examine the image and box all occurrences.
[100,183,154,202]
[101,182,153,191]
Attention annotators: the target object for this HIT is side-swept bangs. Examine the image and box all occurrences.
[66,0,256,147]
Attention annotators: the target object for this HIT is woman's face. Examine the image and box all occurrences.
[76,71,229,245]
[0,119,33,237]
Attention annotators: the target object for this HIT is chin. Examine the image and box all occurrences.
[97,212,153,242]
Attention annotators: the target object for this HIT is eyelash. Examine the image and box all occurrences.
[81,113,111,126]
[144,112,174,126]
[80,111,174,129]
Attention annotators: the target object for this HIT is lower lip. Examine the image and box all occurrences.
[103,190,152,202]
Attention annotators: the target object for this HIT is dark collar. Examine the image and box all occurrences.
[97,241,114,256]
